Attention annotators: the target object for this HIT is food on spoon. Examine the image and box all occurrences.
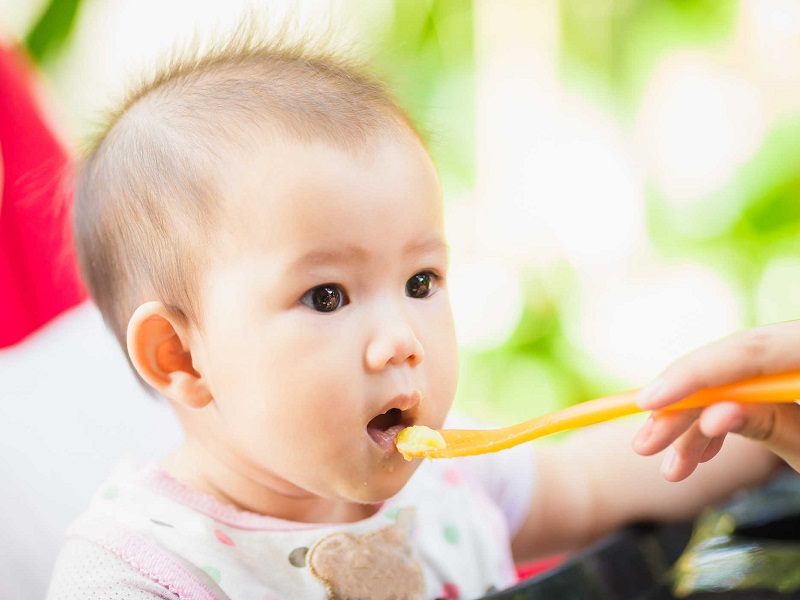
[395,425,446,461]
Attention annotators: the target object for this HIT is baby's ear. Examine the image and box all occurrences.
[127,301,212,408]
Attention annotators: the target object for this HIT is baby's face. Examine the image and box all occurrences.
[187,129,458,511]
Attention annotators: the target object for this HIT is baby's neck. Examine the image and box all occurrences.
[159,442,379,524]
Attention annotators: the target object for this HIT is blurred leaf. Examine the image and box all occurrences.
[24,0,83,65]
[642,118,800,332]
[740,176,800,241]
[666,119,800,263]
[559,0,740,116]
[455,350,573,424]
[371,0,475,190]
[733,120,800,243]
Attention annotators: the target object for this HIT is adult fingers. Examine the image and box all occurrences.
[638,321,800,411]
[632,408,700,456]
[661,420,722,482]
[729,403,800,473]
[696,402,746,439]
[698,433,726,463]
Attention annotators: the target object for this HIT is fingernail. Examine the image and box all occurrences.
[661,446,677,475]
[638,377,666,409]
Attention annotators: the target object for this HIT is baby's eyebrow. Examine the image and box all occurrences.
[290,246,369,269]
[289,238,448,269]
[403,238,448,257]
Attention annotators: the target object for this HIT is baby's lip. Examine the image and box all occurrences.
[382,391,423,414]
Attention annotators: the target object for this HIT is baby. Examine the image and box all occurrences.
[48,30,780,599]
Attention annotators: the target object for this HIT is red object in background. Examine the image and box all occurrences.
[516,553,566,581]
[0,44,85,348]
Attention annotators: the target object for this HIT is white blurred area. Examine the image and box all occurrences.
[465,0,800,383]
[1,0,799,384]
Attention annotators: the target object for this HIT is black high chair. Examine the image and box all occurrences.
[484,469,800,599]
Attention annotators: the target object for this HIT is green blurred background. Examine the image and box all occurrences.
[6,0,800,426]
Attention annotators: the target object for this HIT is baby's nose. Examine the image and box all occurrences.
[364,317,424,371]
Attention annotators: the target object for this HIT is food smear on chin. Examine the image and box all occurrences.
[395,425,446,461]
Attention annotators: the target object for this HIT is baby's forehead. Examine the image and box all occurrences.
[229,128,431,199]
[212,129,440,240]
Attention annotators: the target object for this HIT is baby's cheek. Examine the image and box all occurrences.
[433,341,459,405]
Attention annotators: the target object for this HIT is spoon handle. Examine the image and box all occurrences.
[434,370,800,458]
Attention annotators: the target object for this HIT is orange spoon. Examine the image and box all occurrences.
[397,370,800,459]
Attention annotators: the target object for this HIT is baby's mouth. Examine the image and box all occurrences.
[367,408,410,453]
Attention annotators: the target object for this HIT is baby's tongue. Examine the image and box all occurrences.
[368,424,405,453]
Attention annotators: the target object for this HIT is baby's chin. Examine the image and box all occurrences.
[343,460,421,505]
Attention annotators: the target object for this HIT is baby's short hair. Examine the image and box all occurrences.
[75,26,417,354]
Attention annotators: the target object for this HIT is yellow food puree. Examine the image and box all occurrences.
[395,426,446,461]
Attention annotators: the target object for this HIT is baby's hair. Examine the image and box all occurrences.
[74,21,419,367]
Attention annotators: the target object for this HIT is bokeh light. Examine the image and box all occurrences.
[4,0,800,424]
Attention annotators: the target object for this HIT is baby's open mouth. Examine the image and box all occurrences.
[367,408,409,453]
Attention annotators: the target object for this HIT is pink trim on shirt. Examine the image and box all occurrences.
[138,463,388,532]
[67,513,219,600]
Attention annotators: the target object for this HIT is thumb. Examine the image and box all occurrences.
[736,403,800,472]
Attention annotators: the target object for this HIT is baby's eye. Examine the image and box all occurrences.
[300,284,349,312]
[406,271,439,299]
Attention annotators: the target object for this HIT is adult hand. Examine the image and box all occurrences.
[632,321,800,480]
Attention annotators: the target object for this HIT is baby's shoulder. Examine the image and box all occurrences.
[47,537,180,600]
